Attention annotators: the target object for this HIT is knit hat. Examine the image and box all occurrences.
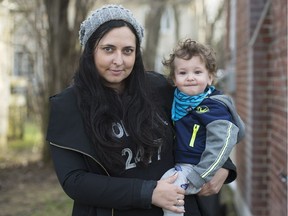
[79,4,144,46]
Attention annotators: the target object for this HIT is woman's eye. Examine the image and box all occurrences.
[101,46,114,53]
[123,48,134,55]
[103,47,113,52]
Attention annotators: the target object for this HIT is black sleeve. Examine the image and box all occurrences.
[222,157,237,184]
[49,144,157,209]
[46,87,157,210]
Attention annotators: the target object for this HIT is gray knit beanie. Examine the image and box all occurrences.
[79,4,144,46]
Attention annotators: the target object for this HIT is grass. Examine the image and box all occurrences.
[8,120,42,150]
[28,191,73,216]
[1,119,74,216]
[0,120,43,166]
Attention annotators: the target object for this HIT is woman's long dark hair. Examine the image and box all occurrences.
[74,20,171,174]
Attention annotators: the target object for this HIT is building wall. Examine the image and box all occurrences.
[266,0,287,215]
[230,0,287,215]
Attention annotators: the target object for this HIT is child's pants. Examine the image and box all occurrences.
[161,163,201,216]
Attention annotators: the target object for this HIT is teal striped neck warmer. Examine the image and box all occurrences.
[171,86,215,121]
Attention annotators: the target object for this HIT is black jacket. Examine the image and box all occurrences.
[46,72,236,216]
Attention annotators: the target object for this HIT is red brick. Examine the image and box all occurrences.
[227,0,287,215]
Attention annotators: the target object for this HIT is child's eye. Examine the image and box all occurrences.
[179,71,187,75]
[195,70,202,74]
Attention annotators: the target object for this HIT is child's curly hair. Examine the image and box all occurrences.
[162,39,217,82]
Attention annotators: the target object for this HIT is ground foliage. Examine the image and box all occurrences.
[0,161,72,216]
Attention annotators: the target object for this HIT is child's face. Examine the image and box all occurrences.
[173,56,213,96]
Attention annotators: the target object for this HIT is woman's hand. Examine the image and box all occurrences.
[152,173,186,213]
[198,168,229,196]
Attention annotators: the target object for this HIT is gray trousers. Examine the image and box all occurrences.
[161,163,201,216]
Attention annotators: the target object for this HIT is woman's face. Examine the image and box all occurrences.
[93,26,136,93]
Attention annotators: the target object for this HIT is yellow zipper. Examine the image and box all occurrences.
[189,124,200,147]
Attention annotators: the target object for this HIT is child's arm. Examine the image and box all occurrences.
[187,95,242,189]
[186,119,239,189]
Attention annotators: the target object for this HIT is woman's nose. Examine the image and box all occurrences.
[113,52,124,65]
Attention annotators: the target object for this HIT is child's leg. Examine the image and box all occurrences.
[178,164,201,195]
[161,165,187,216]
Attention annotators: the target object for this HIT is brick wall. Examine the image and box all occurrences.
[251,9,271,216]
[266,0,287,215]
[228,0,287,215]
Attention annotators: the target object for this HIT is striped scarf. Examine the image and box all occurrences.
[171,86,215,121]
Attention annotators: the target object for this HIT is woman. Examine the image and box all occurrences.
[46,4,236,216]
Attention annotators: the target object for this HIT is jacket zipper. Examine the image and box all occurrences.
[50,142,114,216]
[189,124,200,147]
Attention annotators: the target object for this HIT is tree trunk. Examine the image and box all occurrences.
[41,0,94,163]
[142,1,165,71]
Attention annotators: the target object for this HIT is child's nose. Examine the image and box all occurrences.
[187,73,194,80]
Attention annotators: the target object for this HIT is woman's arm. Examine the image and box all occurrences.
[50,144,154,209]
[197,168,228,196]
[197,158,236,196]
[50,144,185,212]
